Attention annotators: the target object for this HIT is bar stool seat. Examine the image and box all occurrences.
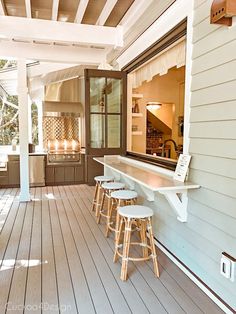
[97,181,125,225]
[94,175,114,182]
[111,190,138,200]
[92,175,114,214]
[118,205,153,218]
[108,190,138,239]
[114,205,159,281]
[101,182,125,190]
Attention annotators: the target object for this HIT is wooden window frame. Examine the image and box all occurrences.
[123,19,187,171]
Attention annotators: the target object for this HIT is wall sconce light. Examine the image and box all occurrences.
[211,0,236,26]
[146,102,162,110]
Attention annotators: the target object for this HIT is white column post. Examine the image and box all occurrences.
[28,95,32,143]
[18,58,31,202]
[36,100,43,151]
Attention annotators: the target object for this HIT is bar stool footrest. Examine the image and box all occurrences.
[115,242,153,262]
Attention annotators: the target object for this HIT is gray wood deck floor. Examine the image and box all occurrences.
[0,185,224,314]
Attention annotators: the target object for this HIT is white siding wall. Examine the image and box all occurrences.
[188,0,236,308]
[144,0,236,309]
[118,0,236,310]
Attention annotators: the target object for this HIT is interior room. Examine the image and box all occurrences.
[130,66,185,161]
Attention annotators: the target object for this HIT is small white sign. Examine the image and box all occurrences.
[174,154,191,182]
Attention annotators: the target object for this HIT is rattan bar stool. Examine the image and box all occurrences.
[108,190,138,239]
[97,181,125,229]
[92,176,114,216]
[113,205,159,281]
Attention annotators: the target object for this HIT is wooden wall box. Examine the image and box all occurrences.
[211,0,236,26]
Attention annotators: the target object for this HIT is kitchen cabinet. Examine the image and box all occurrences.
[8,161,20,186]
[75,165,84,183]
[45,167,55,185]
[2,155,20,187]
[54,167,65,183]
[45,155,85,185]
[0,170,8,186]
[64,167,75,183]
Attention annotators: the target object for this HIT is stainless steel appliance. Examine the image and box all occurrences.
[47,152,81,163]
[47,139,81,164]
[29,155,45,186]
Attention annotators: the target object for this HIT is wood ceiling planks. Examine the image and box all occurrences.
[31,0,53,20]
[82,0,106,25]
[58,0,80,22]
[4,0,26,17]
[105,0,135,27]
[2,0,139,27]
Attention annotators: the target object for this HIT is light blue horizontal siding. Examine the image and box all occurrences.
[186,0,236,309]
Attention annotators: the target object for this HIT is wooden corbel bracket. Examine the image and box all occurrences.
[211,0,236,26]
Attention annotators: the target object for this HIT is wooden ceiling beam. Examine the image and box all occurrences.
[25,0,32,18]
[74,0,89,23]
[0,16,123,47]
[52,0,59,21]
[96,0,118,26]
[0,0,7,15]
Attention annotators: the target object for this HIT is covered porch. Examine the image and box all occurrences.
[0,0,235,312]
[0,184,223,313]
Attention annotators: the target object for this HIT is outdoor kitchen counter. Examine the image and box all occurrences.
[94,155,200,222]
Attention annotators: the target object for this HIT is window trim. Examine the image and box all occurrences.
[124,19,187,171]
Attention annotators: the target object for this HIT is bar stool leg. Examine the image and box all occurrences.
[121,218,132,281]
[105,194,113,237]
[140,219,148,258]
[113,216,124,263]
[92,183,98,212]
[147,217,160,278]
[97,190,105,224]
[95,183,101,216]
[114,199,121,243]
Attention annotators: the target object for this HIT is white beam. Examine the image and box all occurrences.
[18,59,31,202]
[25,0,32,18]
[0,62,76,81]
[0,41,106,64]
[0,0,6,15]
[74,0,89,23]
[52,0,59,21]
[27,62,78,78]
[96,0,118,26]
[119,0,153,34]
[0,16,123,47]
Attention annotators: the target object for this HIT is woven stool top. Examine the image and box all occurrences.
[118,205,153,219]
[102,181,125,190]
[94,175,114,182]
[111,190,137,200]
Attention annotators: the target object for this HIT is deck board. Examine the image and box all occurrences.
[47,186,78,313]
[55,186,96,314]
[6,191,35,314]
[41,186,59,314]
[81,185,203,314]
[0,201,26,313]
[0,185,224,314]
[70,187,168,314]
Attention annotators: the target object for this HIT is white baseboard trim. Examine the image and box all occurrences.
[155,239,233,314]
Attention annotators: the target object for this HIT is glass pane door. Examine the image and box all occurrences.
[85,69,126,156]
